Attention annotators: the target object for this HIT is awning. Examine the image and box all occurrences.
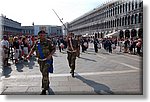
[82,33,89,37]
[105,32,118,38]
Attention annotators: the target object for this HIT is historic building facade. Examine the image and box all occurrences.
[0,15,22,36]
[0,16,62,37]
[21,26,34,35]
[34,25,63,36]
[68,0,143,39]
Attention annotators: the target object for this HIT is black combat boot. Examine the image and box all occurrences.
[70,70,73,73]
[40,90,46,95]
[71,71,75,78]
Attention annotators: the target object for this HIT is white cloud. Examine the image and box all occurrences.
[0,0,107,26]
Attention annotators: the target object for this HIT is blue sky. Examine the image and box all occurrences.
[0,0,109,26]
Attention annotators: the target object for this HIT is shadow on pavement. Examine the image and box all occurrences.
[23,57,35,69]
[75,74,114,95]
[15,63,24,72]
[61,51,67,54]
[2,66,12,78]
[48,88,55,95]
[79,57,97,62]
[27,58,35,69]
[85,52,96,55]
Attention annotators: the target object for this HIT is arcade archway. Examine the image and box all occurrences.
[131,29,137,37]
[125,30,130,38]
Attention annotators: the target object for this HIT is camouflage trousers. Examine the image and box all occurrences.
[38,60,51,90]
[67,51,77,72]
[76,47,80,57]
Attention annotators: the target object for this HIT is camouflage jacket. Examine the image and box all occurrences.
[67,39,78,51]
[33,39,55,59]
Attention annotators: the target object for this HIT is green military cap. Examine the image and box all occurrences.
[38,30,47,35]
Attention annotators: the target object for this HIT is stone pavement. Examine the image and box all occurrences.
[1,71,141,95]
[0,44,143,95]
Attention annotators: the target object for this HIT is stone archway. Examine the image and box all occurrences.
[139,13,143,23]
[95,33,98,38]
[97,32,101,38]
[131,15,134,24]
[119,30,124,39]
[138,28,143,38]
[125,30,130,38]
[101,32,104,38]
[131,29,137,37]
[128,16,130,25]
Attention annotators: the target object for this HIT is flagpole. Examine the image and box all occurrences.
[52,9,68,33]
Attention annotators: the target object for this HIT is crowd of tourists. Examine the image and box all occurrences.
[0,34,142,67]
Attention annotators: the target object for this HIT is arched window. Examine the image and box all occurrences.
[132,1,134,10]
[111,9,113,16]
[107,21,109,28]
[126,3,128,12]
[131,29,137,37]
[119,30,124,39]
[131,15,134,24]
[106,21,108,28]
[135,1,138,9]
[135,14,138,24]
[118,6,120,14]
[113,20,115,27]
[125,16,128,25]
[122,17,124,26]
[139,13,143,23]
[115,19,117,27]
[120,18,122,26]
[106,22,108,28]
[139,1,143,8]
[125,30,130,38]
[117,19,119,27]
[104,22,106,28]
[109,21,111,28]
[112,9,114,16]
[138,28,143,38]
[128,2,131,11]
[120,5,122,13]
[109,20,111,28]
[113,7,115,15]
[128,16,130,25]
[123,4,125,13]
[110,20,113,28]
[107,10,109,17]
[115,6,117,15]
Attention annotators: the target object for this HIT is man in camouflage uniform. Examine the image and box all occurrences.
[67,32,78,77]
[27,30,56,95]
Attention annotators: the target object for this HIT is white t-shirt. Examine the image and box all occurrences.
[1,39,9,49]
[0,39,9,58]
